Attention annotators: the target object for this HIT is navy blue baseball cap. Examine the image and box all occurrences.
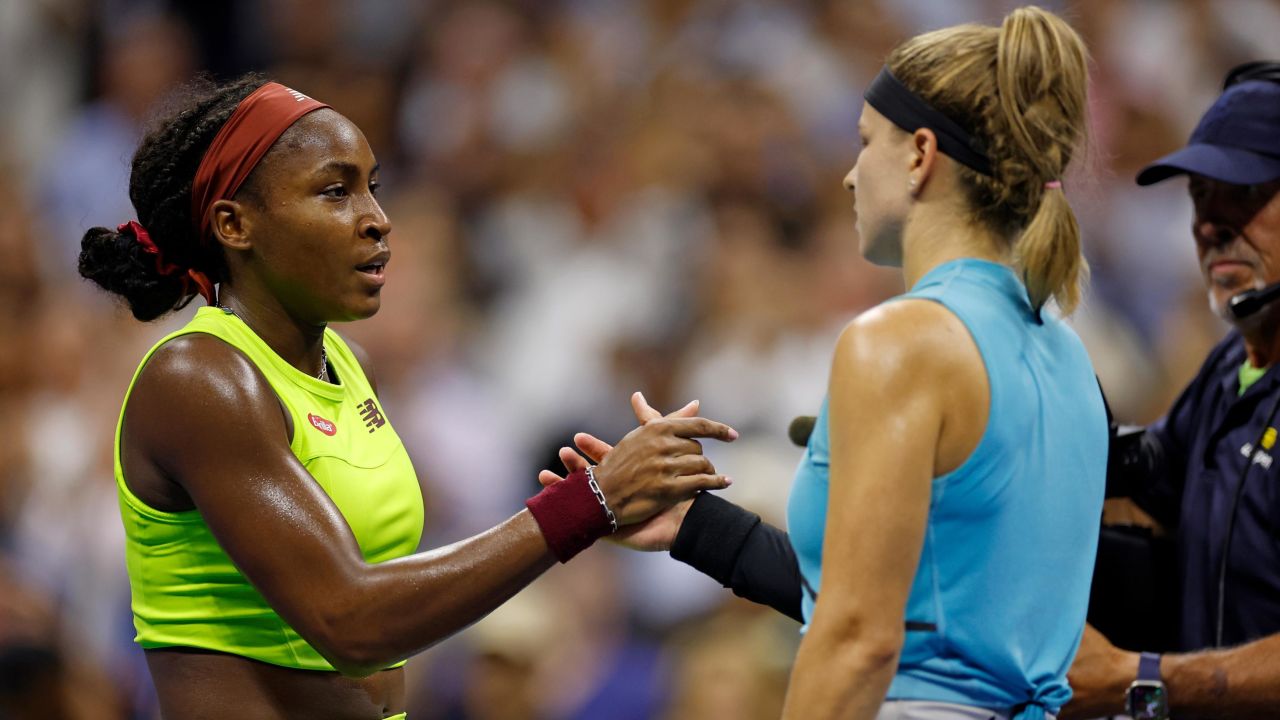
[1136,78,1280,186]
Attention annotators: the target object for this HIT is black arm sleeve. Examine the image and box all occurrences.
[669,492,803,623]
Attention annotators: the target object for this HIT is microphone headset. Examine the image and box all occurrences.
[1221,61,1280,322]
[1214,60,1280,646]
[1227,283,1280,320]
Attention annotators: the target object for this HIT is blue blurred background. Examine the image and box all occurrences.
[1,0,1274,716]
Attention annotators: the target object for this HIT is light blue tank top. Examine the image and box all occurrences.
[786,259,1107,718]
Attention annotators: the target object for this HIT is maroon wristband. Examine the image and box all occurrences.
[526,469,615,562]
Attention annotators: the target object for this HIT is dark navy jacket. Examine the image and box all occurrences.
[1134,331,1280,650]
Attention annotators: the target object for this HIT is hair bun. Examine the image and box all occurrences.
[80,73,266,322]
[78,225,194,321]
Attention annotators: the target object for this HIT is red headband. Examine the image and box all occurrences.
[190,82,330,244]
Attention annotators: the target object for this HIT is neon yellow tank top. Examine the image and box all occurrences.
[114,306,424,671]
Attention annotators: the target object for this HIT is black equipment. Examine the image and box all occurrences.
[788,415,816,448]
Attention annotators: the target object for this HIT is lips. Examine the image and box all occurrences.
[356,250,390,277]
[1203,258,1254,279]
[1205,258,1258,294]
[1209,259,1249,271]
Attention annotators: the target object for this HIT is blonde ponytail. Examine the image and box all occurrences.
[997,6,1089,314]
[1017,186,1084,314]
[886,5,1091,314]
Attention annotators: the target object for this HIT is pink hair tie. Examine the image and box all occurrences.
[1044,180,1063,189]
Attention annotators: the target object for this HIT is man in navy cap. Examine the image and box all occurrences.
[1064,62,1280,719]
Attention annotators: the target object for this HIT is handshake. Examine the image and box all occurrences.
[532,393,738,556]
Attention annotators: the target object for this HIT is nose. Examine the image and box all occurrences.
[361,203,392,242]
[843,165,856,193]
[1194,217,1234,249]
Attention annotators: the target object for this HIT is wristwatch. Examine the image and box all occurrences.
[1124,652,1169,719]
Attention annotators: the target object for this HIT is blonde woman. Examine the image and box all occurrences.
[547,6,1106,720]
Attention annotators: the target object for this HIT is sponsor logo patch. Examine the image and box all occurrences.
[1241,440,1274,470]
[308,413,338,436]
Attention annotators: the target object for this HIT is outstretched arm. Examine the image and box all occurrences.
[1064,624,1280,719]
[125,337,737,677]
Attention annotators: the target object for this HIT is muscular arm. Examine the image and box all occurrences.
[1065,626,1280,719]
[1162,634,1280,718]
[124,336,731,677]
[780,300,978,720]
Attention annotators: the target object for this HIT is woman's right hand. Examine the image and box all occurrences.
[537,394,727,545]
[592,400,736,525]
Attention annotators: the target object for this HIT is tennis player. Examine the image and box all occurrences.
[79,75,737,719]
[546,7,1108,719]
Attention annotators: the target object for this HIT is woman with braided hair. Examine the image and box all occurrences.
[546,6,1108,720]
[79,74,737,718]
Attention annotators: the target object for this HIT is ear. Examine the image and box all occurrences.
[908,128,939,196]
[209,199,254,251]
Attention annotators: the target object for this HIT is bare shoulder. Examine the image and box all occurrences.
[834,299,981,386]
[127,333,292,472]
[135,334,278,412]
[830,299,988,474]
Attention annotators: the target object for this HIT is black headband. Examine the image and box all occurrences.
[864,67,993,176]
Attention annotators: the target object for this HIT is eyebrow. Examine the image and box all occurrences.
[312,160,380,178]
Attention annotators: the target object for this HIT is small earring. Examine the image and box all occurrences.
[909,179,917,190]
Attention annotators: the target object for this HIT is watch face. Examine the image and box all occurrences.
[1125,682,1169,719]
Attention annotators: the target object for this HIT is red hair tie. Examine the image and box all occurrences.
[186,269,216,305]
[117,220,217,305]
[119,220,181,276]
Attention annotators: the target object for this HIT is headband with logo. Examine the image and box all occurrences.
[190,82,331,246]
[864,67,993,177]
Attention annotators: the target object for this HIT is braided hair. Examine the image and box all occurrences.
[78,74,268,321]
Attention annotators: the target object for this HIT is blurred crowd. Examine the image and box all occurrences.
[1,0,1275,717]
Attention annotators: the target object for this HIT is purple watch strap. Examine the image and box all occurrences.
[1138,651,1162,682]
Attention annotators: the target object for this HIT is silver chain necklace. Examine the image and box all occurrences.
[219,305,329,382]
[316,346,330,383]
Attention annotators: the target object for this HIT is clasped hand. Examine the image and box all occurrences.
[538,393,735,550]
